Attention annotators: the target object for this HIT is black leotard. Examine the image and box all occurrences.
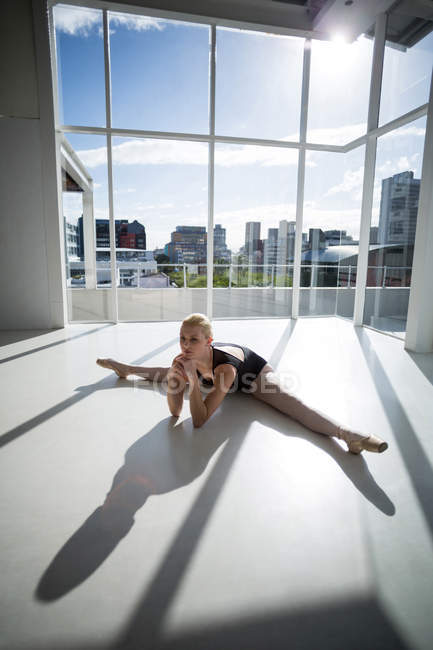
[196,342,268,392]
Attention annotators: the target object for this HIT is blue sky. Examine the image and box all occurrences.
[55,3,431,252]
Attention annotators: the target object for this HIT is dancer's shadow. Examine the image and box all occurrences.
[35,387,394,604]
[35,407,237,603]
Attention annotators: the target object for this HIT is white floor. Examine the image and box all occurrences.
[1,317,433,650]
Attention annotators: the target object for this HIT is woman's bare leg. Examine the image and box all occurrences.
[250,367,387,454]
[96,358,169,382]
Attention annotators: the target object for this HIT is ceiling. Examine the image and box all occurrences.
[273,0,433,45]
[111,0,433,45]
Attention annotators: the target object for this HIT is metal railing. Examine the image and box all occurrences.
[66,262,414,289]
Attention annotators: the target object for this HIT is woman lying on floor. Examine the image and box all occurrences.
[97,312,388,455]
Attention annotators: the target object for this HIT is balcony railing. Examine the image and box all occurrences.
[66,262,414,289]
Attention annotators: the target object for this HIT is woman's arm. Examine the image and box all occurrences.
[187,364,236,428]
[166,357,187,417]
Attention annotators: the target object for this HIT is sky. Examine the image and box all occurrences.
[54,3,432,253]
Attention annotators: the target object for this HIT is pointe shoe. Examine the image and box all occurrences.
[337,429,388,455]
[96,358,129,378]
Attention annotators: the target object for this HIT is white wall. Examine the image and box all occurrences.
[0,0,66,329]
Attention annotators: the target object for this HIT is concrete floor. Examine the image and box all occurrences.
[0,317,432,650]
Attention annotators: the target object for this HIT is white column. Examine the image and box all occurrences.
[353,13,387,326]
[292,38,311,319]
[83,189,97,290]
[405,69,433,353]
[32,0,68,328]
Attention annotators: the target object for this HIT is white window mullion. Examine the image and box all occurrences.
[207,25,216,320]
[292,38,311,319]
[103,9,118,323]
[353,13,387,326]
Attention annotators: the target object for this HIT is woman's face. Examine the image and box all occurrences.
[179,325,210,358]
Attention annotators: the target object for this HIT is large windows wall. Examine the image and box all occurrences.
[362,117,426,336]
[308,37,373,145]
[52,2,431,333]
[302,146,365,318]
[360,30,432,338]
[213,144,298,318]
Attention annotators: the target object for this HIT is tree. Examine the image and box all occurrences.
[156,253,169,263]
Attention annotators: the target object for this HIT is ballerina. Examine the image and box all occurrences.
[97,312,388,455]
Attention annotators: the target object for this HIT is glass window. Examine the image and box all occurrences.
[63,134,112,320]
[307,37,373,145]
[216,28,304,141]
[363,117,426,337]
[109,13,209,133]
[302,146,365,317]
[53,4,106,127]
[111,137,208,321]
[380,32,433,126]
[213,143,298,318]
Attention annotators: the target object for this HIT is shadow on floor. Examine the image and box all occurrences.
[35,390,394,605]
[116,593,409,650]
[406,349,433,387]
[267,318,298,369]
[0,329,56,346]
[0,338,178,449]
[354,327,433,538]
[16,592,412,650]
[0,324,114,365]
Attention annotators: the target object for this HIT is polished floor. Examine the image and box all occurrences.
[1,317,433,650]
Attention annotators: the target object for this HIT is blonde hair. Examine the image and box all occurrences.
[182,313,213,339]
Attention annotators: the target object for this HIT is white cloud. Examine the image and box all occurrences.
[216,203,297,225]
[54,5,164,37]
[114,187,136,195]
[303,205,361,237]
[306,123,367,146]
[303,120,425,147]
[109,12,165,32]
[77,139,306,169]
[216,145,300,167]
[382,125,426,139]
[54,5,100,36]
[377,156,416,178]
[134,202,175,210]
[325,166,364,197]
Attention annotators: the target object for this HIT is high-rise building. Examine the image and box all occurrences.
[167,226,207,263]
[244,222,261,257]
[263,228,279,266]
[77,215,84,260]
[213,224,231,261]
[94,219,146,250]
[277,220,296,266]
[378,171,420,245]
[369,226,379,244]
[308,228,327,254]
[324,229,354,246]
[64,218,80,259]
[128,219,146,250]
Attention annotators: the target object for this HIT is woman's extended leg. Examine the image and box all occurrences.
[250,367,387,454]
[96,358,169,382]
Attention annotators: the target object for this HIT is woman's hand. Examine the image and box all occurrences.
[168,354,198,384]
[166,354,188,417]
[178,356,198,383]
[167,354,188,383]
